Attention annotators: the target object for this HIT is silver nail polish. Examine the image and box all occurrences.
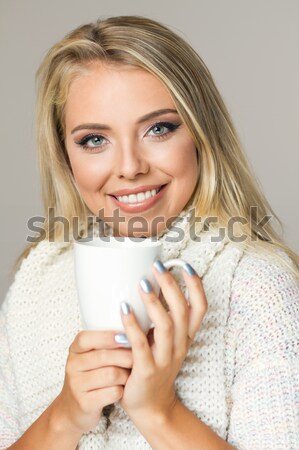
[120,301,131,315]
[153,259,167,273]
[183,263,196,276]
[140,278,152,293]
[114,333,129,344]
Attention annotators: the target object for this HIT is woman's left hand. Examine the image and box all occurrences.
[119,260,208,422]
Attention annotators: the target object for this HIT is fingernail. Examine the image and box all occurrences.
[140,278,152,293]
[114,333,129,345]
[153,260,167,273]
[183,263,196,276]
[120,301,131,315]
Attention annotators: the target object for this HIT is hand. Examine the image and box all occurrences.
[119,260,208,423]
[52,330,133,435]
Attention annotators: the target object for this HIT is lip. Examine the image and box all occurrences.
[108,184,168,213]
[108,184,164,197]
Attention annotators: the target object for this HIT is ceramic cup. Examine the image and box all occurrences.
[73,236,189,334]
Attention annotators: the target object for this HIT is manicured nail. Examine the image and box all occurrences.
[153,260,167,273]
[120,301,131,315]
[183,263,196,276]
[114,333,129,345]
[140,278,152,293]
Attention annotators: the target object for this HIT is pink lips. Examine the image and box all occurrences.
[109,184,168,213]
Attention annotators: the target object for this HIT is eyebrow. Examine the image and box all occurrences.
[70,108,179,134]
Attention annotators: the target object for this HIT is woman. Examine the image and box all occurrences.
[1,15,298,450]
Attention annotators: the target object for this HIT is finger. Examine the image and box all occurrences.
[138,279,173,366]
[69,330,122,354]
[71,348,133,372]
[85,385,124,407]
[80,366,130,392]
[152,261,189,351]
[120,302,155,374]
[181,265,208,340]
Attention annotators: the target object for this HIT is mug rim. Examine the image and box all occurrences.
[74,236,161,249]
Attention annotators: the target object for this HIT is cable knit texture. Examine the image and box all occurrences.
[0,210,298,450]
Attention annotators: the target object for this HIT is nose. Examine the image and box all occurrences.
[115,142,150,179]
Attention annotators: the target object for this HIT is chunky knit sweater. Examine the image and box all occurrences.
[0,212,298,450]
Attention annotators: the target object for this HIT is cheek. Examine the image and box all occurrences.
[161,144,198,182]
[69,155,109,193]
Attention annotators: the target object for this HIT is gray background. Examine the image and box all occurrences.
[1,0,298,303]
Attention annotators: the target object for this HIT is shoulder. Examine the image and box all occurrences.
[231,247,298,305]
[17,239,73,274]
[228,247,299,360]
[2,240,73,309]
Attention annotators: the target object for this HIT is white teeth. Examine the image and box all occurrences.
[115,187,161,204]
[128,194,137,202]
[137,192,146,202]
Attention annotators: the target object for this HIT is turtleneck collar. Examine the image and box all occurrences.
[75,206,231,269]
[26,205,234,291]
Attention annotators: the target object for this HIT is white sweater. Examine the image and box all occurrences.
[0,213,298,450]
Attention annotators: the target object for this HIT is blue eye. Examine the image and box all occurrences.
[88,136,103,146]
[75,121,181,152]
[76,134,107,151]
[147,121,180,138]
[149,124,167,135]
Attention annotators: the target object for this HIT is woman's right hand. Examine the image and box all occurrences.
[52,330,133,435]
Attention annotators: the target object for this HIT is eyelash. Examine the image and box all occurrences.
[75,121,181,152]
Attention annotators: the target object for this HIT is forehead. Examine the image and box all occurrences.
[65,63,175,123]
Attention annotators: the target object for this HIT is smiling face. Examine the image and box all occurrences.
[64,63,198,237]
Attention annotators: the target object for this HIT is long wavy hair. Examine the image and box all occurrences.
[13,15,298,278]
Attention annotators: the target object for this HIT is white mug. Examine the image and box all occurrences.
[73,236,189,334]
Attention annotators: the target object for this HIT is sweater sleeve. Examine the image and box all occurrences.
[0,287,21,450]
[226,251,299,450]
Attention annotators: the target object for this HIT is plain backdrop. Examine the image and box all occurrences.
[1,0,298,303]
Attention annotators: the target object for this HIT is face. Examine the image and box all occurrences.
[64,63,198,237]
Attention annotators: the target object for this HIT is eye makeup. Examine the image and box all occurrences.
[74,120,181,152]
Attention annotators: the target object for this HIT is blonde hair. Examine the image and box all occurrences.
[14,15,298,279]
